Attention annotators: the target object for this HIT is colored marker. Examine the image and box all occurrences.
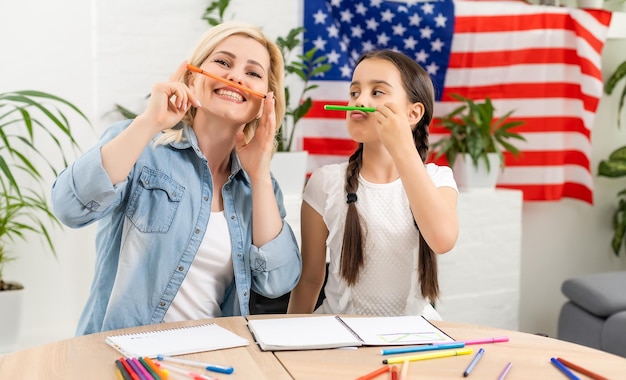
[399,359,410,380]
[323,105,376,112]
[186,64,267,98]
[157,355,234,374]
[551,357,580,380]
[462,336,509,345]
[115,359,133,380]
[382,348,472,365]
[463,348,484,377]
[390,365,399,380]
[556,357,609,380]
[157,362,218,380]
[127,358,150,380]
[497,362,512,380]
[130,358,152,380]
[142,357,167,379]
[381,341,465,355]
[138,357,162,380]
[119,358,141,380]
[356,365,390,380]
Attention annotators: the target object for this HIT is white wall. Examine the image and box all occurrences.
[1,0,625,350]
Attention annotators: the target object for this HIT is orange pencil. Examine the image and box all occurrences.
[556,357,609,380]
[186,64,267,98]
[356,364,390,380]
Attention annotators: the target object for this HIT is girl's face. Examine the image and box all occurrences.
[346,58,411,142]
[190,34,270,125]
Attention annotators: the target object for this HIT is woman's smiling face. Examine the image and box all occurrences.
[191,34,270,124]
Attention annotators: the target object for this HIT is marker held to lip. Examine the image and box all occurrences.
[324,105,376,112]
[186,64,267,98]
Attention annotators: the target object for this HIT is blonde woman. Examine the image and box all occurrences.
[52,21,301,335]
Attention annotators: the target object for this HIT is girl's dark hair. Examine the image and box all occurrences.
[340,49,439,302]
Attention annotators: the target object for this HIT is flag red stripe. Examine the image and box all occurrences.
[303,138,358,156]
[454,13,607,55]
[306,100,349,119]
[497,183,593,204]
[502,150,590,168]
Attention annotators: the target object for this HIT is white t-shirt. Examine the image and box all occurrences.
[303,162,457,319]
[164,211,233,321]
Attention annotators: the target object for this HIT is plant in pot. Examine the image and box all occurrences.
[600,59,626,256]
[430,93,526,191]
[598,145,626,256]
[0,90,89,351]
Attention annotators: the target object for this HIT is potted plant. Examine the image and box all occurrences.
[0,90,89,351]
[598,145,626,256]
[604,59,626,128]
[430,93,526,190]
[601,60,626,256]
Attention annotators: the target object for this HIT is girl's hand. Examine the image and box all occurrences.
[140,61,201,132]
[235,92,276,180]
[373,102,415,155]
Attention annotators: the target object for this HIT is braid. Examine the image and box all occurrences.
[340,144,365,285]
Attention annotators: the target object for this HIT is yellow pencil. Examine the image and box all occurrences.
[382,348,473,365]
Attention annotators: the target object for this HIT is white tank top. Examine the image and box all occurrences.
[164,211,233,321]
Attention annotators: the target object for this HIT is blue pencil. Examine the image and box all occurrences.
[551,357,580,380]
[381,341,465,355]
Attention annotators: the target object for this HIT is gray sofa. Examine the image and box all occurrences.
[557,271,626,357]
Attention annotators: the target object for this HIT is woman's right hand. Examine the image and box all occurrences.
[140,61,201,132]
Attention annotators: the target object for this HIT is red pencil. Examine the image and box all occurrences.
[390,365,399,380]
[118,358,141,380]
[556,357,609,380]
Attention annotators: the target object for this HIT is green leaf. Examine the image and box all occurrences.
[0,90,91,280]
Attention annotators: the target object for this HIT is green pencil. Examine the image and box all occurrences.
[324,105,376,112]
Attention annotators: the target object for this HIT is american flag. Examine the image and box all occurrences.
[296,0,612,204]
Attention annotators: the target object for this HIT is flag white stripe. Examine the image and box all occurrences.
[499,165,594,188]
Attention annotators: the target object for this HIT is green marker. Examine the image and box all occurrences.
[324,105,376,112]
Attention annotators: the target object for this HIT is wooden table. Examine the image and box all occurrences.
[271,319,626,379]
[1,316,625,379]
[0,317,290,380]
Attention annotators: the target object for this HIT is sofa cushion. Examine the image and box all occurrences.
[561,271,626,317]
[602,311,626,357]
[558,301,603,349]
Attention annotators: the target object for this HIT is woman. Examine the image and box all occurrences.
[52,21,301,335]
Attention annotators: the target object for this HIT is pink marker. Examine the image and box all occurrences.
[462,336,509,345]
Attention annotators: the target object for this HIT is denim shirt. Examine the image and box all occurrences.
[51,120,301,335]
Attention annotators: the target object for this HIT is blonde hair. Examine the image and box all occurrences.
[155,21,286,146]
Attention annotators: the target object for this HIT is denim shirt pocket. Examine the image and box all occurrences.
[127,167,185,233]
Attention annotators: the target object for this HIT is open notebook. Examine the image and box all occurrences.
[105,323,250,358]
[247,315,454,351]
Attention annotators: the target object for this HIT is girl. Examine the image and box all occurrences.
[51,21,301,335]
[287,50,458,319]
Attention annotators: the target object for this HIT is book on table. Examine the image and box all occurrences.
[105,323,250,358]
[247,315,454,351]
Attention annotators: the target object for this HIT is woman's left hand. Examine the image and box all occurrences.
[235,91,276,180]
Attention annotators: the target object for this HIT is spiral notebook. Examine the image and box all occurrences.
[247,315,454,351]
[105,323,250,358]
